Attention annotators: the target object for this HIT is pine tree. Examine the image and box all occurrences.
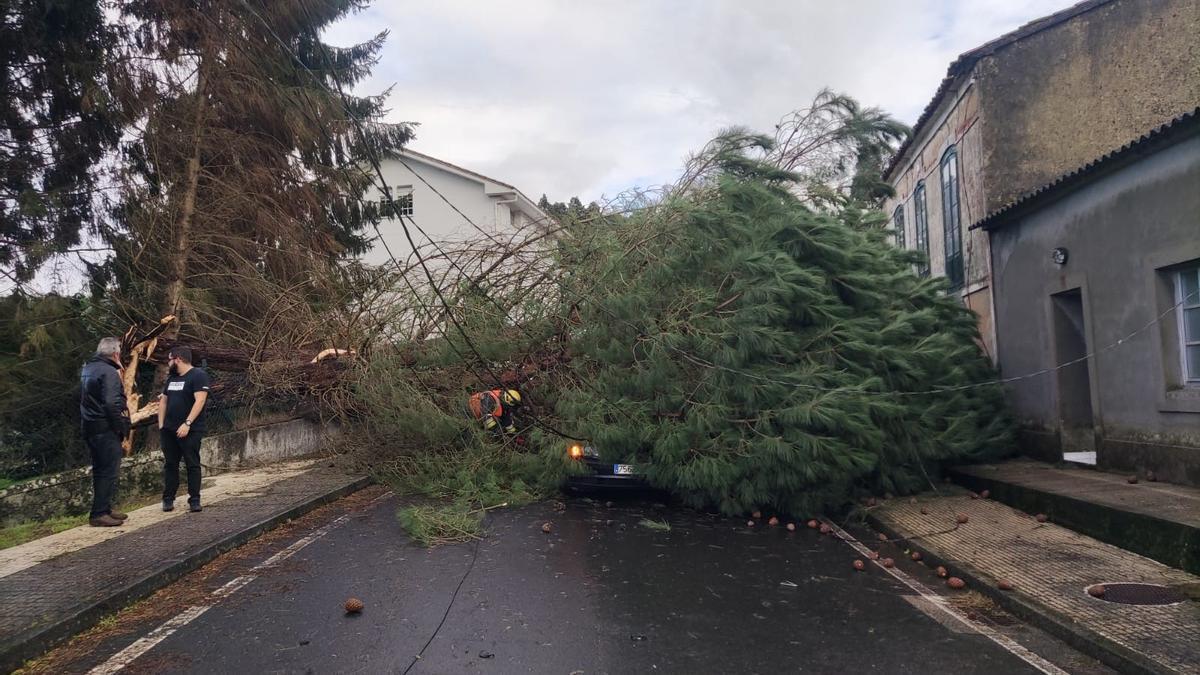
[105,0,412,348]
[557,132,1010,516]
[1,0,126,284]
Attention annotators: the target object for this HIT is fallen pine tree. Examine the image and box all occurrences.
[553,131,1013,516]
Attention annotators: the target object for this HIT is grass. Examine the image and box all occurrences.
[638,518,672,532]
[0,495,162,550]
[0,514,88,550]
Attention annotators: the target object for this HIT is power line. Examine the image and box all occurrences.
[234,0,1198,410]
[236,0,589,440]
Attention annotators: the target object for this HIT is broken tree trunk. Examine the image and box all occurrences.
[119,315,177,455]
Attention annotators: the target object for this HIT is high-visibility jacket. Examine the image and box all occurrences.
[468,390,516,433]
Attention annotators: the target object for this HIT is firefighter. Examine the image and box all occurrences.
[468,388,522,434]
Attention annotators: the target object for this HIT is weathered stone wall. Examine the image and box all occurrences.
[0,418,336,526]
[976,0,1200,212]
[884,83,996,358]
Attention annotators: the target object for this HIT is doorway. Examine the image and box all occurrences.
[1051,289,1095,464]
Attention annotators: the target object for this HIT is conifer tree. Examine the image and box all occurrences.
[557,132,1010,516]
[106,0,411,348]
[1,0,126,284]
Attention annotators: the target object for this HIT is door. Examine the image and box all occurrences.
[1051,289,1095,462]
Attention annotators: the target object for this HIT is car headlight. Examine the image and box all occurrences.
[567,444,601,460]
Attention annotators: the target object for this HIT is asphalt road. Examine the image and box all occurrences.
[36,491,1113,674]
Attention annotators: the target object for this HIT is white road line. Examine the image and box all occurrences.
[87,491,392,674]
[822,520,1070,675]
[87,606,211,675]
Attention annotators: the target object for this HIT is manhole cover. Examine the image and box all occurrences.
[1085,583,1186,605]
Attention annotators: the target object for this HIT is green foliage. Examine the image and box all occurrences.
[638,518,671,532]
[395,504,481,547]
[557,133,1011,517]
[341,351,570,545]
[0,294,102,477]
[1,0,125,282]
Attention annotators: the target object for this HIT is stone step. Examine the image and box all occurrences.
[950,459,1200,574]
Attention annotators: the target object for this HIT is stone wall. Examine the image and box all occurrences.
[0,418,335,526]
[976,0,1200,213]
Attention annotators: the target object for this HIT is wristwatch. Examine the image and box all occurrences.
[183,420,192,427]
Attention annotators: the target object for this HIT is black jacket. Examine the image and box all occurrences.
[80,355,129,438]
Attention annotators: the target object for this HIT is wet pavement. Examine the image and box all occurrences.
[32,492,1116,674]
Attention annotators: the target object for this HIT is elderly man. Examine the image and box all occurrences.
[79,337,130,527]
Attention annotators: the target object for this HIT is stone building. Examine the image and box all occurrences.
[883,0,1200,361]
[975,109,1199,485]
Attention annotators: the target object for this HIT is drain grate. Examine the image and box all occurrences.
[1085,582,1187,606]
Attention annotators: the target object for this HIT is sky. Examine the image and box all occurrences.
[11,0,1081,295]
[323,0,1080,204]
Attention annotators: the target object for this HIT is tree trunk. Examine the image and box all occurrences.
[157,56,210,385]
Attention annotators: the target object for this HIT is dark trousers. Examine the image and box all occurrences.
[85,431,122,518]
[161,429,203,504]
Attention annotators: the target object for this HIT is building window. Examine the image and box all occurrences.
[1178,264,1200,383]
[940,147,963,289]
[892,204,906,249]
[380,193,413,218]
[913,181,930,277]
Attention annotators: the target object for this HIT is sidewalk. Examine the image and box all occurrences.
[0,458,369,672]
[869,489,1200,675]
[951,460,1200,574]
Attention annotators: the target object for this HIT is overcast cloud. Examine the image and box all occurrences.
[325,0,1079,203]
[11,1,1081,294]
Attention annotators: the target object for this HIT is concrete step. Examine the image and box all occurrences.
[950,459,1200,575]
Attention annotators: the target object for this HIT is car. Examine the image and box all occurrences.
[564,442,649,491]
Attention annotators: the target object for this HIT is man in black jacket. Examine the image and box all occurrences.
[79,337,131,527]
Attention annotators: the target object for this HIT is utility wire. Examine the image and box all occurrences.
[235,0,1199,409]
[237,0,588,440]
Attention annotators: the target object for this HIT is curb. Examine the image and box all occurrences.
[1,474,372,673]
[865,512,1174,675]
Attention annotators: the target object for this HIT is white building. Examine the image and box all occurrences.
[360,149,549,268]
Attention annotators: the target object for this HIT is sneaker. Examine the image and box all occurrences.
[110,511,128,520]
[162,501,175,512]
[188,501,202,513]
[89,514,123,527]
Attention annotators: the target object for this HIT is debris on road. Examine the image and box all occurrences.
[786,522,796,531]
[344,598,364,614]
[853,560,865,571]
[947,577,966,590]
[997,579,1014,591]
[768,516,779,526]
[542,522,553,533]
[881,558,895,568]
[1035,513,1048,523]
[955,514,969,524]
[936,566,948,578]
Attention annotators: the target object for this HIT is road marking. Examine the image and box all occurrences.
[823,520,1069,675]
[87,491,393,674]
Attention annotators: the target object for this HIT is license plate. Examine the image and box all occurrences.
[613,464,635,475]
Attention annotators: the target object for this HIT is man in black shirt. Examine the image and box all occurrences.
[157,345,210,512]
[79,337,131,527]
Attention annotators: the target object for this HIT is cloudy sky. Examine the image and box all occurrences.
[11,1,1081,294]
[325,0,1079,204]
